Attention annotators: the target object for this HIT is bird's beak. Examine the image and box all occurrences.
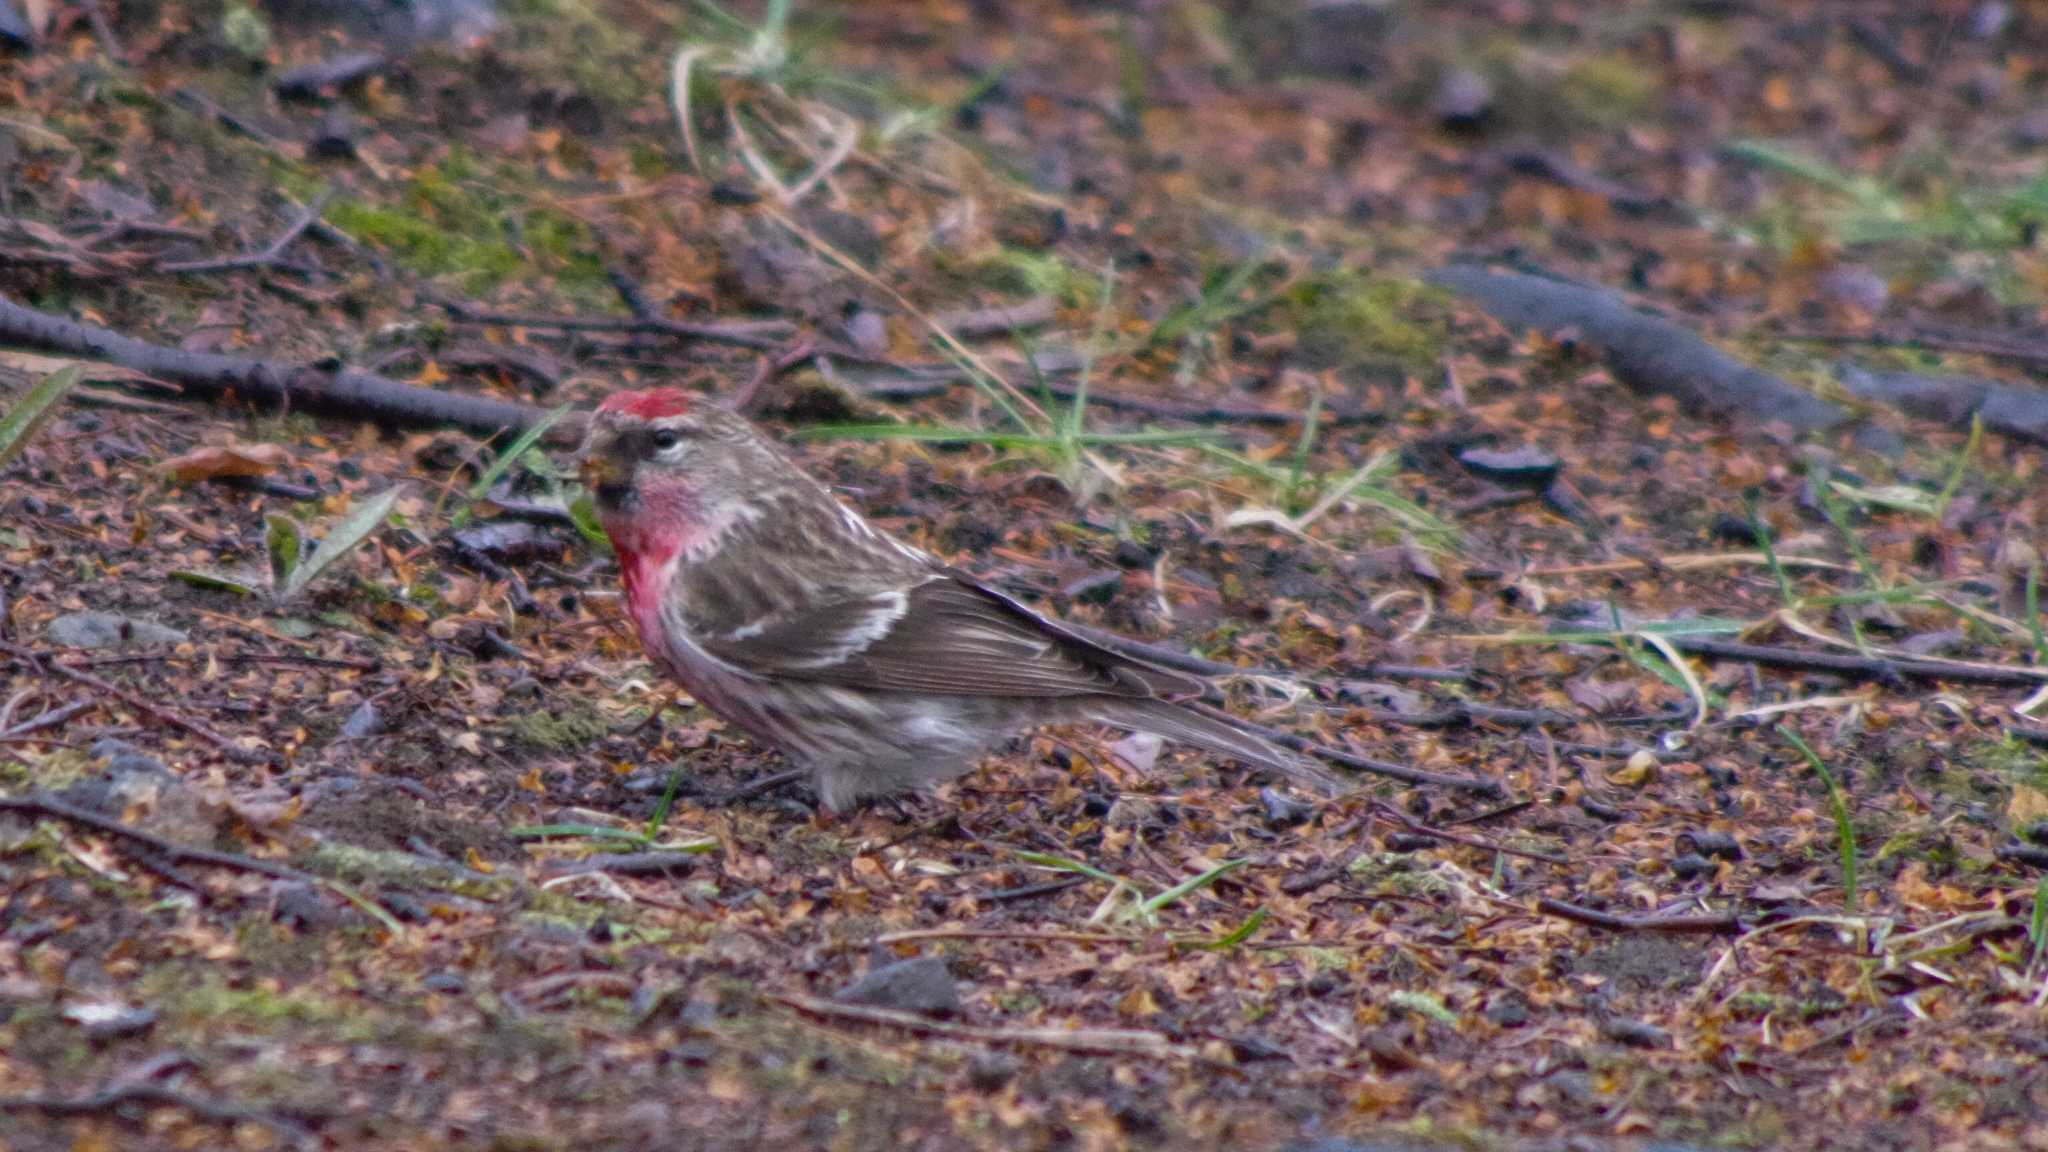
[578,437,634,509]
[579,452,622,490]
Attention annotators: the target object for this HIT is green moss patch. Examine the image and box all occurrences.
[505,702,609,751]
[1283,272,1450,375]
[328,157,608,294]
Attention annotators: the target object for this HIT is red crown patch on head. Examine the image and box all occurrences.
[598,388,694,420]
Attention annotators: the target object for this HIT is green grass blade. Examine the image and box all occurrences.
[506,823,652,843]
[1816,483,1882,591]
[1188,906,1267,951]
[1724,140,1888,204]
[1197,443,1290,485]
[2028,562,2045,667]
[282,486,403,599]
[265,514,303,590]
[1933,413,1982,521]
[1066,260,1118,446]
[2030,876,2048,974]
[931,340,1040,436]
[565,489,612,550]
[0,365,83,469]
[1780,727,1858,918]
[321,879,406,937]
[643,761,688,840]
[1134,858,1246,918]
[1389,990,1459,1026]
[688,0,750,34]
[168,569,264,597]
[1746,489,1796,609]
[1014,850,1126,888]
[1283,389,1323,516]
[1142,259,1272,351]
[456,405,572,527]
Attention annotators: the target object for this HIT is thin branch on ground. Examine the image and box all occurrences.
[543,852,709,878]
[973,876,1090,903]
[1536,897,1743,935]
[732,338,822,414]
[1187,702,1505,795]
[57,650,380,672]
[0,1081,318,1150]
[849,365,1376,427]
[871,927,1137,947]
[714,768,811,805]
[0,641,270,763]
[0,792,316,885]
[606,264,664,321]
[1060,619,1469,687]
[1360,701,1577,729]
[1780,322,2048,369]
[774,993,1196,1059]
[930,297,1057,339]
[1669,636,2048,687]
[155,189,335,277]
[431,296,793,350]
[79,0,129,64]
[168,88,302,159]
[0,699,93,740]
[1371,801,1567,866]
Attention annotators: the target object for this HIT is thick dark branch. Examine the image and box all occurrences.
[1836,365,2048,447]
[1429,266,1846,433]
[0,295,567,444]
[1669,636,2048,687]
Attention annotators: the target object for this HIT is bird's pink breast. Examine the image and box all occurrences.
[615,543,678,650]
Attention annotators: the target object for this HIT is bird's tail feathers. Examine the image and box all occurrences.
[1091,699,1344,796]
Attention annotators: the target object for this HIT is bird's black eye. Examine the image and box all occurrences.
[650,428,681,452]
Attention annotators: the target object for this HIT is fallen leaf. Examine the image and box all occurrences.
[2008,784,2048,826]
[161,442,291,483]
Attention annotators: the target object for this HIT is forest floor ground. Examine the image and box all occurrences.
[4,1,2048,1148]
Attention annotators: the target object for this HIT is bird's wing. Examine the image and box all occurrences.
[695,570,1204,699]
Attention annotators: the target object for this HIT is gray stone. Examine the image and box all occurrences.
[45,611,187,650]
[834,957,961,1018]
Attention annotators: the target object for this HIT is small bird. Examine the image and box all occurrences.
[579,386,1341,812]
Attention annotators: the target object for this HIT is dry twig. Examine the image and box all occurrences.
[0,792,315,885]
[0,1082,317,1150]
[1536,897,1742,935]
[774,993,1195,1059]
[0,641,269,762]
[155,190,335,277]
[1188,702,1505,796]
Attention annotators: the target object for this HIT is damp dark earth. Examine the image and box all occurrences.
[4,1,2048,1149]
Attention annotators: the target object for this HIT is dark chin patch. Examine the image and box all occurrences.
[594,481,638,511]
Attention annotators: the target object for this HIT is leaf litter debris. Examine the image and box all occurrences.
[3,1,2048,1149]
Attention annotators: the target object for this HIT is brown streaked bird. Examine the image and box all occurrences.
[579,387,1341,812]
